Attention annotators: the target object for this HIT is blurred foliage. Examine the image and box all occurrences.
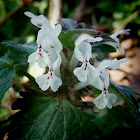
[0,0,140,42]
[63,0,140,31]
[0,0,49,42]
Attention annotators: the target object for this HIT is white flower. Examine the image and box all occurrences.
[35,68,62,92]
[27,45,48,68]
[103,29,131,54]
[73,42,103,90]
[73,42,94,82]
[35,53,62,92]
[75,34,102,46]
[24,11,51,29]
[70,34,102,69]
[73,34,103,81]
[41,25,62,53]
[37,24,62,49]
[93,58,128,109]
[24,11,62,52]
[73,34,103,90]
[25,11,63,69]
[93,90,117,109]
[96,58,128,74]
[95,58,128,91]
[74,60,97,82]
[93,79,117,110]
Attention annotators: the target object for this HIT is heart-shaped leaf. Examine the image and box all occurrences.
[8,90,100,140]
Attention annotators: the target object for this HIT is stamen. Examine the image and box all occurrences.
[37,23,42,27]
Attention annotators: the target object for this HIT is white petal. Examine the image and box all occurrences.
[31,15,45,28]
[69,52,79,70]
[37,27,48,45]
[74,43,84,62]
[108,58,128,70]
[24,11,35,18]
[53,54,61,70]
[93,93,107,109]
[97,58,128,72]
[27,51,39,67]
[37,51,48,68]
[75,34,102,46]
[107,93,117,109]
[73,63,88,82]
[54,24,62,37]
[100,70,109,88]
[51,74,62,92]
[48,52,61,69]
[88,62,99,77]
[103,41,117,49]
[25,11,50,28]
[96,59,112,73]
[74,64,101,90]
[35,74,50,91]
[75,34,93,46]
[88,37,102,42]
[74,42,92,62]
[41,34,62,53]
[111,29,131,39]
[114,38,120,49]
[109,29,130,51]
[90,77,103,90]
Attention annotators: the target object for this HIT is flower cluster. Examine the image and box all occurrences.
[71,34,128,109]
[25,11,62,92]
[25,12,130,109]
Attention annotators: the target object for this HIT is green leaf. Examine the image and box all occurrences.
[59,29,97,47]
[94,105,139,138]
[109,81,140,124]
[92,43,116,53]
[0,41,38,100]
[92,43,116,61]
[8,90,100,140]
[2,41,37,55]
[0,41,37,65]
[0,61,15,100]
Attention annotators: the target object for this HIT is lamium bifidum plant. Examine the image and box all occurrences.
[0,12,140,140]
